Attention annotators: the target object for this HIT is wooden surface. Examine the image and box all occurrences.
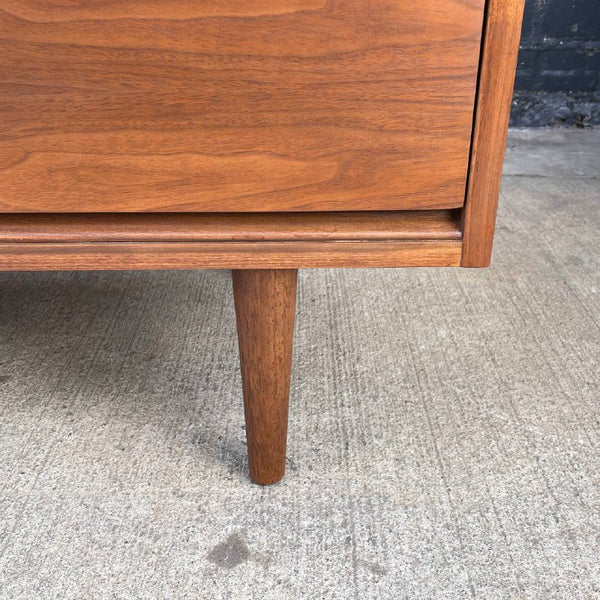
[0,240,462,271]
[233,269,297,484]
[0,211,461,243]
[0,210,462,270]
[0,0,484,213]
[461,0,525,267]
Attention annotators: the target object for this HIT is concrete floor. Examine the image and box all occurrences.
[0,129,599,599]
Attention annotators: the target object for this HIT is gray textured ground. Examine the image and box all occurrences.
[1,129,599,599]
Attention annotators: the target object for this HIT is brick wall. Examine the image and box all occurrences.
[511,0,600,127]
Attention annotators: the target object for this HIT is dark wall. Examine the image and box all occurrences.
[511,0,600,127]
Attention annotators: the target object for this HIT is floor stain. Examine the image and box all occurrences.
[0,375,11,384]
[207,532,250,569]
[360,559,388,577]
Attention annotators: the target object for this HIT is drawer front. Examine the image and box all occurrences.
[0,1,485,213]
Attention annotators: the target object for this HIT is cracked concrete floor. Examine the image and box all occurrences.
[1,129,599,599]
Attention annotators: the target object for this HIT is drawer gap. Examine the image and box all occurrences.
[0,211,462,244]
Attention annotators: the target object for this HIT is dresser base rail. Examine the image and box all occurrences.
[0,211,462,270]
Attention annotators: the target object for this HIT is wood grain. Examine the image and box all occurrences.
[461,0,525,267]
[0,0,485,213]
[233,269,297,484]
[0,240,462,271]
[0,211,461,243]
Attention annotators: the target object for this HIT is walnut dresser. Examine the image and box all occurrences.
[0,0,525,484]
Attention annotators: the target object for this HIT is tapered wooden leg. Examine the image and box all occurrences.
[232,269,298,485]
